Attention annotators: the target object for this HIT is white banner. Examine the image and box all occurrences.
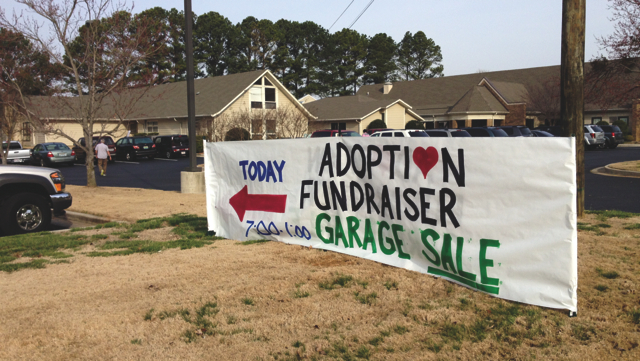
[205,137,577,312]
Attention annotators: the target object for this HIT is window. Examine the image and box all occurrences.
[493,119,503,126]
[456,120,465,129]
[22,122,31,142]
[147,121,158,133]
[619,116,629,125]
[591,117,602,124]
[331,123,346,131]
[250,77,277,110]
[471,119,487,127]
[394,132,405,137]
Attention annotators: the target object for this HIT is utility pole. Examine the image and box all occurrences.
[560,0,585,217]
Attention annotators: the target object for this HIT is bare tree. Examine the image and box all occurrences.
[591,0,640,139]
[203,105,310,142]
[0,0,163,186]
[525,76,561,126]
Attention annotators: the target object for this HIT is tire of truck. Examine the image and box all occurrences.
[0,193,52,235]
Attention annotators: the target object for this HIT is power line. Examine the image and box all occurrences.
[328,0,356,31]
[349,0,375,29]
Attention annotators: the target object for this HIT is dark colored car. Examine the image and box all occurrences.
[154,135,189,158]
[531,130,555,137]
[463,127,509,137]
[534,126,563,136]
[30,142,75,167]
[424,129,471,137]
[310,130,361,137]
[73,136,116,163]
[598,125,624,149]
[115,136,156,161]
[497,126,533,137]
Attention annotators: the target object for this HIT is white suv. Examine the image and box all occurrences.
[370,130,429,137]
[584,125,605,149]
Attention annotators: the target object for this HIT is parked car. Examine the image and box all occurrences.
[310,130,361,137]
[153,135,189,158]
[363,128,393,135]
[497,126,533,137]
[0,165,72,235]
[115,136,156,161]
[2,141,32,164]
[370,130,429,137]
[424,129,471,137]
[531,130,555,137]
[598,125,624,149]
[534,125,563,136]
[30,142,75,167]
[463,127,509,137]
[584,125,606,150]
[72,136,116,163]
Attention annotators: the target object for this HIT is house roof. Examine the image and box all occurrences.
[448,86,508,114]
[357,65,561,114]
[26,70,316,120]
[303,95,421,121]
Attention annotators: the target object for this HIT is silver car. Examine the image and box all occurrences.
[584,125,605,149]
[30,142,76,167]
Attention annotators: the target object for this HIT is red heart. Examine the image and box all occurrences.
[413,147,439,179]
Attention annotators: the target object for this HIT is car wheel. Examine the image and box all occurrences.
[166,151,172,159]
[0,193,52,235]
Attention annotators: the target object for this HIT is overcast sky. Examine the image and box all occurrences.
[0,0,617,76]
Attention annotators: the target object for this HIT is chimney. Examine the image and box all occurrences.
[383,81,393,95]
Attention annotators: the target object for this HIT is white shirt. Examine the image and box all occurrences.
[95,143,110,159]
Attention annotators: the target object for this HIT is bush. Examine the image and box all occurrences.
[225,128,251,142]
[405,120,424,130]
[624,135,634,142]
[196,135,204,153]
[613,120,629,135]
[596,120,609,126]
[367,119,387,130]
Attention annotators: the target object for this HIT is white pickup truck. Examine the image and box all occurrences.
[2,141,32,164]
[0,165,72,235]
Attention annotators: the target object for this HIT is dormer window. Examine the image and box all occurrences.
[250,77,277,109]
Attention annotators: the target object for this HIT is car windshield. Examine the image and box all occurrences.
[501,127,515,135]
[133,137,153,144]
[491,129,509,137]
[519,127,532,136]
[408,131,428,137]
[425,131,448,137]
[451,131,471,137]
[591,125,604,132]
[612,126,621,132]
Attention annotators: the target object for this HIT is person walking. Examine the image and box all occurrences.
[95,138,112,176]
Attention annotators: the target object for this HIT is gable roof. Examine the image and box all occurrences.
[357,65,562,114]
[26,70,315,120]
[448,86,508,114]
[303,95,421,121]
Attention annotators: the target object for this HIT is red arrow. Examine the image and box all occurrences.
[229,185,287,221]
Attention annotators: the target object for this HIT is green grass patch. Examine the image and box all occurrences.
[587,210,639,219]
[594,284,609,292]
[624,223,640,230]
[0,232,93,272]
[148,301,220,343]
[355,291,377,305]
[596,267,620,279]
[319,273,353,290]
[577,222,601,232]
[241,297,254,306]
[91,234,109,240]
[571,323,596,342]
[239,239,270,245]
[629,309,640,325]
[293,289,310,299]
[384,280,399,290]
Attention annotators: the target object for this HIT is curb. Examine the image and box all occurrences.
[65,210,113,224]
[592,165,640,178]
[618,144,640,148]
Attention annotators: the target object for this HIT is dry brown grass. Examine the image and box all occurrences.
[1,188,640,360]
[608,160,640,172]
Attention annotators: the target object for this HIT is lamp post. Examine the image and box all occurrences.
[184,0,199,173]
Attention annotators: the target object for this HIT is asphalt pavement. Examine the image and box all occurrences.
[584,146,640,213]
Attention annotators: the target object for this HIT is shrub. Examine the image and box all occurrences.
[596,120,609,126]
[613,119,629,134]
[225,128,251,141]
[367,119,387,130]
[405,120,425,129]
